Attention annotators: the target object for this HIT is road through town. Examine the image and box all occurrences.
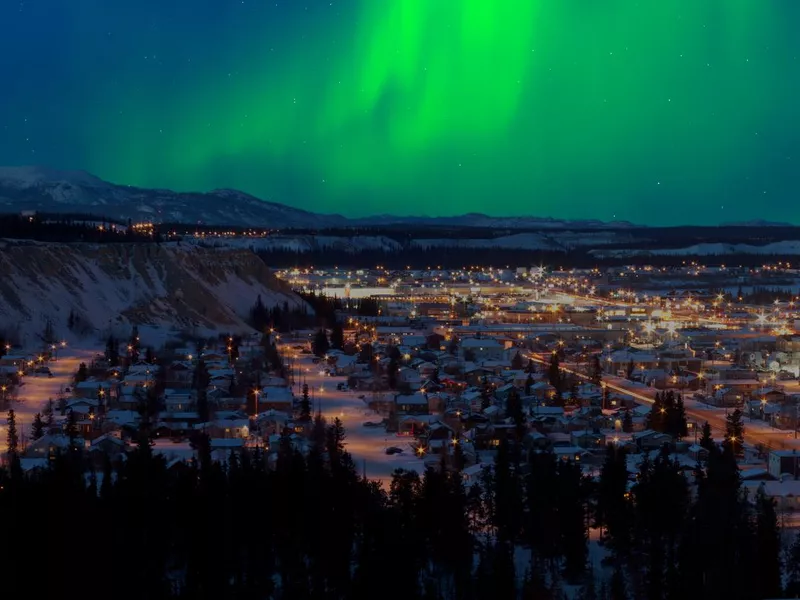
[528,353,800,452]
[285,347,424,483]
[1,347,95,452]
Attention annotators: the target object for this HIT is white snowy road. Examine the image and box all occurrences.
[286,348,424,484]
[1,347,96,451]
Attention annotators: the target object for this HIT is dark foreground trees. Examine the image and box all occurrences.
[0,423,791,599]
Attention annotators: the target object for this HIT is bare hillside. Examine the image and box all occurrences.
[0,241,300,344]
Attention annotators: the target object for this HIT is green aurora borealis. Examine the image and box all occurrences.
[2,0,799,223]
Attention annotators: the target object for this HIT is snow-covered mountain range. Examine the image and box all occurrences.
[0,166,348,229]
[0,166,637,229]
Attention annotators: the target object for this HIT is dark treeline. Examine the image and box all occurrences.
[0,213,155,243]
[2,211,799,270]
[1,413,797,599]
[256,247,797,270]
[248,292,380,333]
[277,224,800,247]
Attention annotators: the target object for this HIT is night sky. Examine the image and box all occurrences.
[1,1,798,223]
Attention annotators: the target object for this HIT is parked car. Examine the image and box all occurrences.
[363,421,383,428]
[385,446,403,455]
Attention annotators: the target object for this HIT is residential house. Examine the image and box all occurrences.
[743,480,800,514]
[657,347,702,373]
[395,392,429,415]
[162,390,195,413]
[204,419,250,439]
[632,430,673,451]
[165,361,193,388]
[397,367,422,391]
[258,386,294,412]
[529,381,556,402]
[768,449,800,479]
[257,410,291,436]
[552,446,589,462]
[333,354,359,375]
[89,434,127,468]
[23,434,71,460]
[606,349,658,376]
[460,337,504,362]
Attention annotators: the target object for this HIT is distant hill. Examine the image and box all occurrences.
[0,166,639,229]
[0,166,348,229]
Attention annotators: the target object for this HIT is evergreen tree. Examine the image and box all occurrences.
[387,357,399,389]
[667,393,688,440]
[6,408,19,454]
[597,444,633,556]
[699,421,714,452]
[75,362,88,383]
[448,336,459,355]
[31,412,45,440]
[511,351,524,370]
[491,439,523,542]
[525,373,534,396]
[311,411,327,449]
[559,457,588,582]
[626,359,634,380]
[646,392,666,432]
[193,358,211,422]
[196,388,210,423]
[44,398,54,427]
[609,565,628,600]
[299,383,311,422]
[548,352,561,391]
[622,410,633,433]
[754,485,783,600]
[480,385,492,411]
[785,531,800,597]
[577,572,599,600]
[329,322,345,349]
[506,388,526,440]
[105,335,119,367]
[65,408,79,447]
[725,409,745,457]
[326,417,346,462]
[358,343,374,363]
[526,358,536,374]
[590,355,603,385]
[312,329,330,357]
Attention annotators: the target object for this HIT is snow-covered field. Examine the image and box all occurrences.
[592,240,800,258]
